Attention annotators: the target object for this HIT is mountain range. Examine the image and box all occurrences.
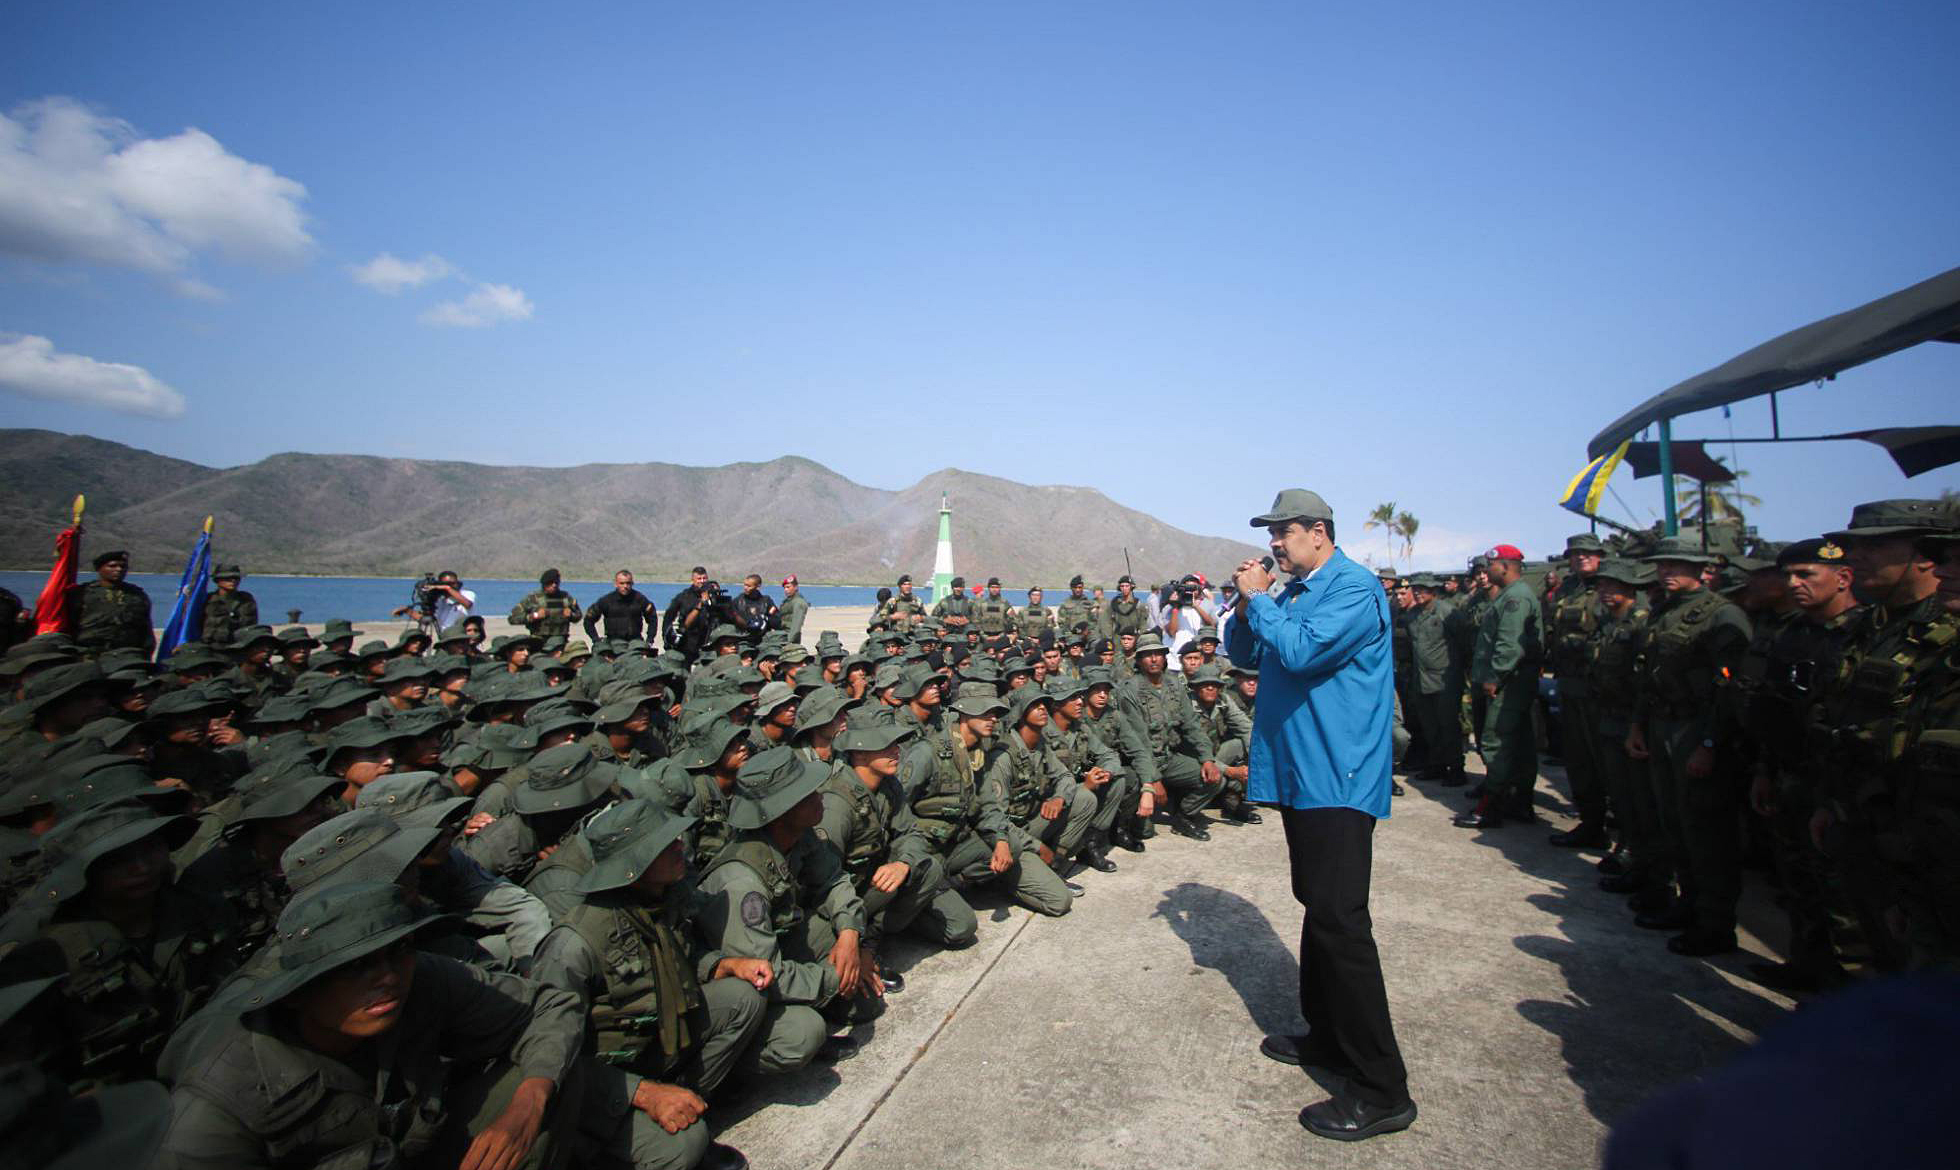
[0,429,1265,586]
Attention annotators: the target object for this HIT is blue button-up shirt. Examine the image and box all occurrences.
[1223,548,1394,817]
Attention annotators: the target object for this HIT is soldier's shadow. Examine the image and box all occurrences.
[1152,880,1300,1040]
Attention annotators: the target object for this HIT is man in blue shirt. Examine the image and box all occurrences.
[1226,488,1416,1143]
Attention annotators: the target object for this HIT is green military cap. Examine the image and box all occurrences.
[870,661,906,694]
[16,662,114,717]
[948,680,1008,717]
[1827,498,1958,539]
[392,627,429,650]
[778,644,811,665]
[307,676,375,713]
[1469,554,1490,569]
[319,618,363,641]
[514,743,617,814]
[31,801,195,907]
[1913,502,1960,549]
[620,637,654,656]
[0,1062,173,1170]
[1004,685,1049,726]
[1194,625,1221,645]
[1563,534,1606,554]
[49,762,189,820]
[323,716,401,760]
[1000,656,1033,678]
[228,625,281,651]
[1591,557,1655,587]
[388,704,459,740]
[560,639,592,663]
[1404,572,1438,589]
[960,656,1001,684]
[69,715,151,750]
[721,664,766,690]
[1727,555,1777,574]
[0,643,79,680]
[834,721,911,754]
[210,564,243,580]
[356,770,472,831]
[705,624,744,646]
[1641,535,1725,565]
[1080,665,1115,687]
[146,681,236,719]
[164,644,228,673]
[425,652,471,678]
[433,624,472,647]
[377,657,440,686]
[753,680,799,719]
[501,672,562,705]
[792,687,849,733]
[522,700,595,741]
[283,807,439,895]
[442,722,537,771]
[1775,538,1849,568]
[1130,633,1169,658]
[575,799,696,894]
[96,646,150,674]
[491,633,542,659]
[814,632,846,659]
[275,626,320,649]
[303,649,354,675]
[1715,565,1751,594]
[1042,676,1088,705]
[354,639,392,661]
[230,771,344,825]
[893,664,942,702]
[241,881,448,1010]
[593,680,655,725]
[676,717,747,771]
[728,746,829,830]
[1184,664,1230,688]
[1225,663,1259,679]
[1249,488,1334,527]
[539,634,567,655]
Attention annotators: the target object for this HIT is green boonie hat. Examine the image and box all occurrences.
[1641,535,1725,566]
[778,644,811,665]
[576,799,697,893]
[228,625,280,650]
[1001,656,1033,677]
[1080,665,1116,687]
[1250,488,1335,528]
[893,665,941,702]
[522,702,594,741]
[17,662,112,716]
[1005,685,1049,725]
[250,694,314,726]
[276,626,320,648]
[356,771,472,830]
[677,717,747,770]
[1043,676,1088,704]
[425,652,470,677]
[792,687,848,733]
[355,640,392,660]
[1226,663,1258,679]
[1727,555,1777,574]
[753,680,799,718]
[1563,534,1606,554]
[241,881,448,1010]
[304,650,353,675]
[834,721,910,754]
[1591,557,1655,587]
[1194,625,1221,644]
[325,716,400,759]
[1184,664,1229,688]
[378,658,439,685]
[593,681,655,725]
[948,680,1008,717]
[1130,633,1168,657]
[146,682,234,719]
[560,639,592,662]
[392,628,429,650]
[319,618,363,640]
[960,657,1001,684]
[282,807,440,894]
[492,634,543,659]
[815,634,846,659]
[870,662,905,693]
[728,746,830,830]
[31,802,195,907]
[1827,498,1957,539]
[211,563,243,579]
[0,644,79,679]
[1404,572,1438,589]
[387,704,458,740]
[308,677,374,712]
[230,771,343,824]
[531,655,568,674]
[512,743,617,814]
[707,624,744,645]
[434,624,472,646]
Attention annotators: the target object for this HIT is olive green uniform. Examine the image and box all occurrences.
[777,593,810,643]
[1546,578,1605,829]
[901,731,1071,915]
[1119,674,1224,816]
[1191,693,1253,808]
[1055,594,1098,638]
[1471,578,1542,809]
[972,595,1016,638]
[1046,717,1134,839]
[1589,602,1662,894]
[1102,595,1149,637]
[987,729,1094,859]
[1406,596,1462,774]
[814,761,976,948]
[67,579,155,656]
[1018,603,1056,641]
[201,591,259,648]
[511,590,583,639]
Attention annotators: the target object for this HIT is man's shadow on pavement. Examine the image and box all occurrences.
[1152,881,1299,1040]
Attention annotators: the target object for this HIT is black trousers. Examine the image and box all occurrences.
[1279,805,1410,1108]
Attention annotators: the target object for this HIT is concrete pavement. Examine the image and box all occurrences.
[715,765,1798,1169]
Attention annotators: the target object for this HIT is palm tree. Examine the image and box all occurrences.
[1675,456,1763,525]
[1393,510,1420,562]
[1364,502,1396,566]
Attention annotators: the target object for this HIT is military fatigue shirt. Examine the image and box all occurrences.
[1406,600,1452,695]
[778,593,810,642]
[68,579,154,655]
[1103,595,1149,636]
[1120,673,1216,763]
[1019,603,1056,639]
[694,831,864,1006]
[201,590,258,648]
[511,589,582,639]
[1472,579,1543,686]
[1055,595,1098,637]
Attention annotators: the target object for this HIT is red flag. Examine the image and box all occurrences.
[32,523,81,635]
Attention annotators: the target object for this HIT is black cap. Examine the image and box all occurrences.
[540,568,561,586]
[1775,537,1850,569]
[92,550,128,568]
[987,576,1001,586]
[896,574,911,585]
[1117,574,1134,586]
[1069,575,1084,587]
[950,576,965,587]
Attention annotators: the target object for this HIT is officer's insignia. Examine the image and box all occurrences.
[740,891,770,929]
[1818,542,1845,560]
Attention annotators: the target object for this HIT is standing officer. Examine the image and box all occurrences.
[1056,576,1098,637]
[1020,587,1056,641]
[1546,534,1608,847]
[972,578,1016,639]
[1588,559,1664,908]
[1456,545,1542,829]
[512,568,583,640]
[778,575,810,643]
[1625,535,1752,956]
[1103,577,1149,637]
[201,565,258,647]
[931,576,973,633]
[1403,575,1462,784]
[67,550,154,656]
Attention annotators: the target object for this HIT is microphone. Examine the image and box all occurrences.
[1259,556,1275,573]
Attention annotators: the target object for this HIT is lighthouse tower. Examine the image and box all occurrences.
[930,493,955,605]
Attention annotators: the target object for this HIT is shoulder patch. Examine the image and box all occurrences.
[739,890,770,930]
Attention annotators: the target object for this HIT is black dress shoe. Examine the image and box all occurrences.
[1597,851,1628,876]
[1452,800,1503,828]
[1626,890,1672,915]
[1635,902,1696,931]
[1063,879,1086,897]
[1112,827,1145,853]
[1437,769,1468,788]
[1168,812,1211,841]
[1667,929,1737,956]
[1259,1033,1354,1075]
[1597,872,1641,894]
[878,967,905,993]
[1218,801,1262,825]
[1390,782,1405,797]
[1076,849,1118,873]
[1549,824,1610,848]
[702,1143,748,1170]
[816,1034,860,1063]
[1746,959,1838,993]
[1299,1095,1418,1142]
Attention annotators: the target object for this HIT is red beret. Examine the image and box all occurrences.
[1487,544,1525,561]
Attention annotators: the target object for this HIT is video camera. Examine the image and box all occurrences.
[410,574,444,616]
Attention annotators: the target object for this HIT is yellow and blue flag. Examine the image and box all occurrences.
[156,516,215,662]
[1558,441,1629,517]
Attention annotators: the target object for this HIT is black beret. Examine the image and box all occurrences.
[1776,538,1849,569]
[92,550,129,568]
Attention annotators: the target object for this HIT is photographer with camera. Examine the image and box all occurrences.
[729,573,780,644]
[393,569,475,631]
[662,565,723,657]
[1159,574,1217,671]
[584,568,658,643]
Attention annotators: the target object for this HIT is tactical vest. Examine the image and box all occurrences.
[974,599,1012,635]
[1105,597,1147,635]
[517,592,580,638]
[1645,590,1732,711]
[1814,599,1958,780]
[687,774,732,872]
[1021,604,1054,635]
[908,737,982,847]
[819,766,890,877]
[1548,587,1600,682]
[996,736,1049,821]
[561,897,705,1073]
[203,592,256,645]
[1056,598,1095,635]
[1587,607,1650,715]
[1752,609,1860,775]
[703,838,801,934]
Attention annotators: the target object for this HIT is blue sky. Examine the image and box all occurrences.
[2,1,1955,569]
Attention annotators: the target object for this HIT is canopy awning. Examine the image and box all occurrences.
[1588,265,1960,458]
[1623,441,1735,483]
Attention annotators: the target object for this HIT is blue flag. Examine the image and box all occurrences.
[1558,441,1630,518]
[156,517,214,663]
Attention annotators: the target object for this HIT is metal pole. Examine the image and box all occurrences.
[1658,417,1679,535]
[1770,391,1781,440]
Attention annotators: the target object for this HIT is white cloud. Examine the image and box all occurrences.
[0,333,187,418]
[421,282,533,328]
[0,97,311,289]
[349,252,455,294]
